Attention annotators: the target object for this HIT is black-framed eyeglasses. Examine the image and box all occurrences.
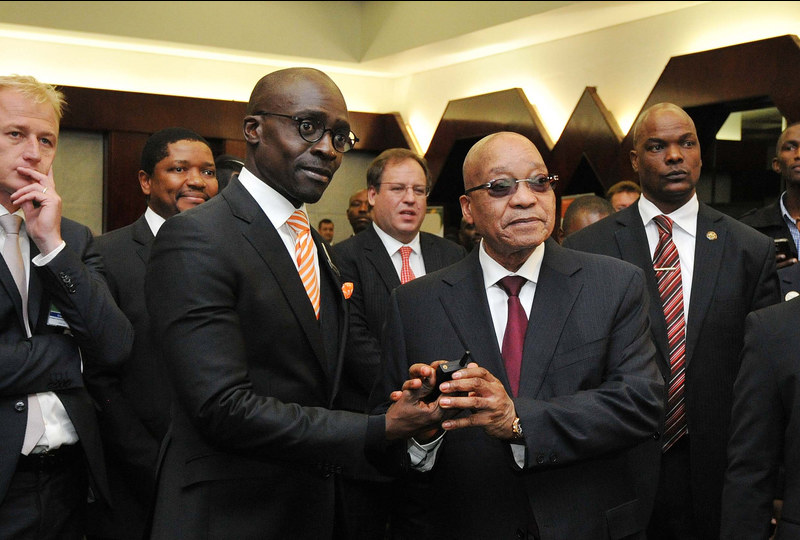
[376,182,430,198]
[464,175,558,198]
[253,111,359,153]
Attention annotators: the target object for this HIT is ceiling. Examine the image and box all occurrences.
[0,1,708,76]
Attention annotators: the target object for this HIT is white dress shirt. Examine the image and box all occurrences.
[372,223,426,280]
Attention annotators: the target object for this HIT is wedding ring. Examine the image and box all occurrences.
[42,187,48,195]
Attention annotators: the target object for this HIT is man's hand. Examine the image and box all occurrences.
[384,362,447,441]
[437,362,518,440]
[11,166,62,255]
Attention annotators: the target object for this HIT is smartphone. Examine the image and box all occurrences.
[774,238,792,259]
[422,351,471,403]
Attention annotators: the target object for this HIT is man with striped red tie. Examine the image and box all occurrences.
[564,102,781,539]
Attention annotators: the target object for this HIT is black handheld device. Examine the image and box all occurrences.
[422,350,471,403]
[775,237,792,259]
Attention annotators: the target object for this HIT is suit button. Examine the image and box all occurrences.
[549,453,558,463]
[536,454,545,465]
[516,529,525,539]
[14,400,26,412]
[652,431,661,440]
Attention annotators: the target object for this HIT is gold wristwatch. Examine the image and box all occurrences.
[511,416,523,440]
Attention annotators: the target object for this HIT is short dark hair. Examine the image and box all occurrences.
[140,127,211,175]
[562,195,613,233]
[318,218,333,228]
[366,148,430,190]
[214,154,244,190]
[605,180,641,200]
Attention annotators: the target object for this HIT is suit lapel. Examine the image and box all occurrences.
[0,251,26,329]
[436,253,507,388]
[225,181,329,373]
[132,214,154,265]
[420,232,443,272]
[685,204,726,363]
[363,226,401,292]
[27,239,45,332]
[520,240,582,398]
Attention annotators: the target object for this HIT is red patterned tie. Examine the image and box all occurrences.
[498,276,528,397]
[652,215,687,452]
[287,210,320,319]
[399,246,416,284]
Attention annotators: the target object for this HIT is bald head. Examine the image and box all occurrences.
[463,132,545,190]
[246,68,345,115]
[632,103,696,148]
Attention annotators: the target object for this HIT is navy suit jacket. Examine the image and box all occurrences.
[739,197,798,260]
[370,241,664,540]
[564,201,781,538]
[85,214,169,539]
[332,224,466,413]
[0,217,133,507]
[721,298,800,539]
[145,178,384,540]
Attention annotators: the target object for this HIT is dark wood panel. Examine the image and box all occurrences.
[105,131,150,232]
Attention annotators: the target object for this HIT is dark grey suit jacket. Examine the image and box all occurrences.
[332,224,466,413]
[721,298,800,540]
[370,241,664,540]
[85,214,169,539]
[145,178,384,540]
[0,217,133,507]
[739,197,798,260]
[564,201,781,538]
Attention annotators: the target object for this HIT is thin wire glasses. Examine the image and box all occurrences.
[464,175,558,197]
[253,111,359,153]
[376,182,430,198]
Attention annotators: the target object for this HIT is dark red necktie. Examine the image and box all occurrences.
[498,276,528,397]
[652,215,687,452]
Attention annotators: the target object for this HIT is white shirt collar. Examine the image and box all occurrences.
[637,192,698,238]
[372,222,422,256]
[237,166,308,230]
[478,239,545,291]
[144,206,166,236]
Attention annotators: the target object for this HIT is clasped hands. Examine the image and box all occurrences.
[384,361,518,442]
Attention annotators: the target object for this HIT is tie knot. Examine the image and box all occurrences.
[286,210,310,235]
[498,275,527,297]
[399,246,413,260]
[0,214,22,235]
[652,214,673,236]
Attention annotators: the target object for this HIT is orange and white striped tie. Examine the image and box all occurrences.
[287,210,320,319]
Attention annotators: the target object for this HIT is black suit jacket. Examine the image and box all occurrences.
[370,241,664,540]
[739,197,798,259]
[721,298,800,539]
[564,201,781,537]
[0,217,133,507]
[144,178,384,540]
[332,225,466,413]
[85,214,169,539]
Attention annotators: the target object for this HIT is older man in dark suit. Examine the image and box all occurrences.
[332,148,466,538]
[0,74,132,540]
[144,67,441,540]
[564,102,781,539]
[85,127,218,540]
[721,297,800,539]
[371,131,664,539]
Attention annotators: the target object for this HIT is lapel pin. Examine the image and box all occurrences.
[786,291,799,301]
[341,282,353,299]
[706,231,718,241]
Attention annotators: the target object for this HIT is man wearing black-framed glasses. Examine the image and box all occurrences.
[145,68,443,540]
[369,131,663,539]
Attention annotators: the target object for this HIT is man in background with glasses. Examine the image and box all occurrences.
[332,148,466,539]
[369,131,663,539]
[144,68,444,540]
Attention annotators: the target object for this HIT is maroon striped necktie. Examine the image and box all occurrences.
[652,215,687,452]
[498,276,528,397]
